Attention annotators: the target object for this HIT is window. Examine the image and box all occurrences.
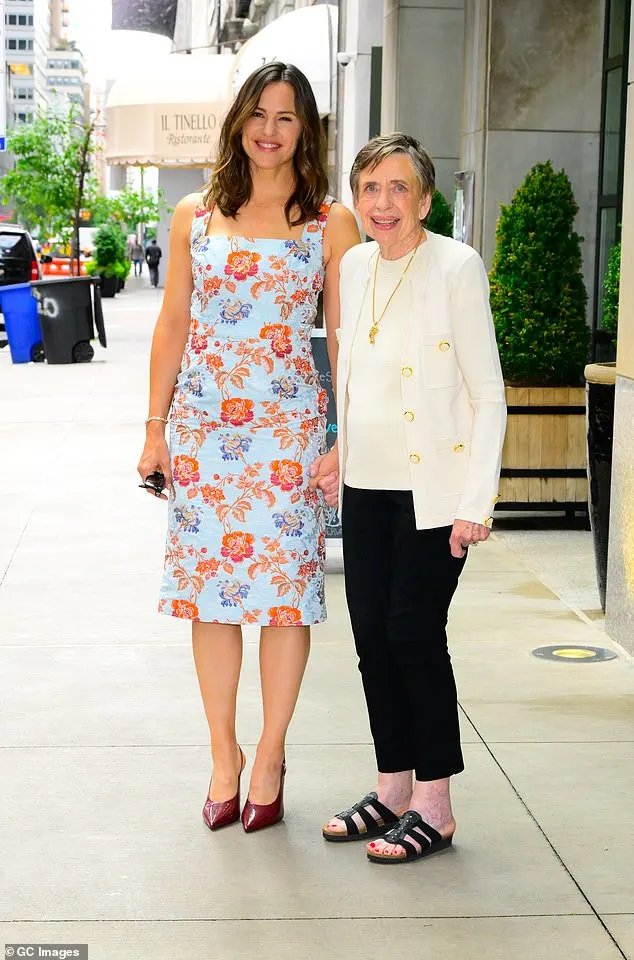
[28,15,33,25]
[18,14,27,24]
[593,0,632,337]
[7,38,17,49]
[7,13,17,24]
[18,38,26,49]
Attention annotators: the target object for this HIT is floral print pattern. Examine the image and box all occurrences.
[159,197,333,624]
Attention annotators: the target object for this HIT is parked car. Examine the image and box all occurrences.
[0,224,41,349]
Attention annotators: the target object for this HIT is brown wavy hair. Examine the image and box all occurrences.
[203,62,328,227]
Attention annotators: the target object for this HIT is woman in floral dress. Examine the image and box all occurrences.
[137,63,359,832]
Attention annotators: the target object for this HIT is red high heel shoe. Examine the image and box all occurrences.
[241,761,286,833]
[202,747,246,832]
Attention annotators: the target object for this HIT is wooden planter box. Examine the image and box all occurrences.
[499,386,588,513]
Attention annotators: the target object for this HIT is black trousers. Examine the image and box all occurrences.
[342,486,467,782]
[149,264,159,287]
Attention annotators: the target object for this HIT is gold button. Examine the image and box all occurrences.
[401,366,413,377]
[409,453,421,464]
[493,494,500,504]
[404,410,415,422]
[439,341,451,352]
[484,516,492,526]
[453,443,465,452]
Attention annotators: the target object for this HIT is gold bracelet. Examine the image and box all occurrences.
[145,416,168,425]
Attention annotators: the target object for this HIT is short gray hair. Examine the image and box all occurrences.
[350,133,435,201]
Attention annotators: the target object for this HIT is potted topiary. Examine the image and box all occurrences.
[584,239,619,610]
[86,222,128,297]
[425,189,453,237]
[489,160,590,515]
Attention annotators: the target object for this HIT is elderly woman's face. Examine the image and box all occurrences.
[355,154,431,251]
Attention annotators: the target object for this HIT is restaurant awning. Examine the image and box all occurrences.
[105,54,235,166]
[231,4,338,117]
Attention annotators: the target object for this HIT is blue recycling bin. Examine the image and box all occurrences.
[0,282,45,364]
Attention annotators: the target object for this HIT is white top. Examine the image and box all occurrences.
[346,246,427,490]
[336,231,507,530]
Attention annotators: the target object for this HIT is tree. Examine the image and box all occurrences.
[425,189,453,237]
[601,240,621,338]
[0,109,99,274]
[108,184,167,233]
[489,160,589,386]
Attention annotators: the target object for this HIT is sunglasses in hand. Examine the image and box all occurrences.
[139,470,167,498]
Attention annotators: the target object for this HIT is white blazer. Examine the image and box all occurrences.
[336,231,507,530]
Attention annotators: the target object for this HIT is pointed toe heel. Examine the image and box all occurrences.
[202,747,246,832]
[241,762,286,833]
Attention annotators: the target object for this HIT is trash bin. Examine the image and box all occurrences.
[0,282,45,363]
[30,276,107,364]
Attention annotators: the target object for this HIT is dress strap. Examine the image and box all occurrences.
[304,194,334,241]
[191,199,213,243]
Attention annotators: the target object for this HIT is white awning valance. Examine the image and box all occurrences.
[105,53,235,166]
[231,4,338,117]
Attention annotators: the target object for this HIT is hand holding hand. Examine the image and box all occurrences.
[449,519,490,558]
[309,448,339,508]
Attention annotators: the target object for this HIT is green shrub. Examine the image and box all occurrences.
[93,222,127,270]
[489,160,589,386]
[601,240,620,338]
[425,189,453,237]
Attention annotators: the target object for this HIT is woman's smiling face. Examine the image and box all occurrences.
[241,81,303,171]
[355,153,432,254]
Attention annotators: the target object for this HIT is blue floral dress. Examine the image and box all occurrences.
[158,198,332,625]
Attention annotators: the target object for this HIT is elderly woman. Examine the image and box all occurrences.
[312,133,506,864]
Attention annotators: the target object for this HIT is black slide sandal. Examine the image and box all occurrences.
[322,791,400,842]
[366,810,453,864]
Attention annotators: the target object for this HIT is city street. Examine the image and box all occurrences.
[1,278,634,960]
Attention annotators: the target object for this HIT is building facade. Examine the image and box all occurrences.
[46,44,87,118]
[4,0,49,122]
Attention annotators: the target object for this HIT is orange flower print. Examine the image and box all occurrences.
[190,334,208,354]
[270,459,303,492]
[221,531,256,563]
[203,275,222,297]
[261,323,292,358]
[220,398,255,426]
[269,606,303,626]
[318,389,328,416]
[173,455,200,487]
[225,250,261,282]
[200,483,225,505]
[172,599,200,619]
[196,557,220,579]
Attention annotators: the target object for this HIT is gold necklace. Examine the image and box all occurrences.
[369,239,421,344]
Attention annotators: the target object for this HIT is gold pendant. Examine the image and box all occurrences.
[369,325,379,344]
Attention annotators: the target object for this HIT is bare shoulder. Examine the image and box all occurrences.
[323,201,361,264]
[325,201,357,229]
[174,192,204,220]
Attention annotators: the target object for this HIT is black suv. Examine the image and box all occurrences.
[0,224,41,348]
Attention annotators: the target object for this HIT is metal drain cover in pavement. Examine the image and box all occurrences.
[532,645,617,663]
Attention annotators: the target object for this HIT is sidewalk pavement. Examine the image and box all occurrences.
[1,281,633,960]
